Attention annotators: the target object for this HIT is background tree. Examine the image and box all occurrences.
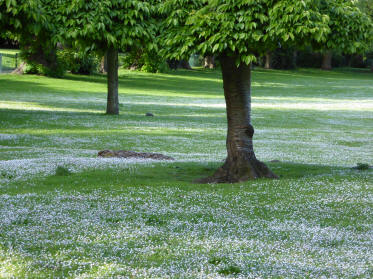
[357,0,373,71]
[160,0,371,183]
[317,0,372,70]
[56,0,156,114]
[0,0,64,76]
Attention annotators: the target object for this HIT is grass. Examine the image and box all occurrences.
[0,66,372,278]
[0,49,20,55]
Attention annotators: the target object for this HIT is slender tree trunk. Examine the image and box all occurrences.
[321,50,333,70]
[204,56,215,69]
[100,53,108,74]
[264,52,272,69]
[198,55,277,183]
[293,50,298,68]
[106,48,119,115]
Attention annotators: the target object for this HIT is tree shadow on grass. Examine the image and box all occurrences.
[2,161,363,195]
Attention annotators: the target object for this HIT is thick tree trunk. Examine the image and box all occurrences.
[204,56,215,69]
[321,50,333,70]
[106,48,119,115]
[264,52,272,69]
[198,55,277,183]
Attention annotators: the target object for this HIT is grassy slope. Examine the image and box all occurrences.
[0,68,372,278]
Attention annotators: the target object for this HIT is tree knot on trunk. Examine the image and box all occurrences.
[245,125,254,137]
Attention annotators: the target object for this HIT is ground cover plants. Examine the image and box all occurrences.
[0,67,372,278]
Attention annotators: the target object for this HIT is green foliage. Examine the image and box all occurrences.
[56,0,157,53]
[22,56,66,78]
[318,0,373,54]
[357,0,373,18]
[160,0,372,65]
[122,49,169,73]
[1,0,158,77]
[0,0,65,77]
[160,0,332,64]
[58,48,100,75]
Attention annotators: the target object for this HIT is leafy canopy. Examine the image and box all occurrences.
[55,0,157,53]
[318,0,372,53]
[160,0,372,64]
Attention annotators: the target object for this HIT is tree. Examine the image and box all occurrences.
[0,0,64,77]
[317,0,372,70]
[160,0,371,183]
[56,0,156,114]
[357,0,373,71]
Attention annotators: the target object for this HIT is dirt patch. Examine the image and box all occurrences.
[98,150,174,161]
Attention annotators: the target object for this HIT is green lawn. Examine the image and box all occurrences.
[0,67,372,278]
[0,49,20,55]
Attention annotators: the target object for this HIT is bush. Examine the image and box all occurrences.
[23,60,66,78]
[121,49,169,73]
[20,42,66,78]
[58,49,100,75]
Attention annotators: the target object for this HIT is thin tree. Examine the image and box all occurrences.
[57,0,157,114]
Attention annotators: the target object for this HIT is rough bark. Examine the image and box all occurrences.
[198,55,278,183]
[106,48,119,115]
[321,50,333,70]
[264,52,272,69]
[204,56,215,69]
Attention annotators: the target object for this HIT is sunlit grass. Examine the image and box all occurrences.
[0,49,20,55]
[0,67,372,278]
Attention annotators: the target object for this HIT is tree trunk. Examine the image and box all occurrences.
[204,56,215,69]
[100,53,108,74]
[321,50,333,70]
[106,48,119,115]
[293,50,298,68]
[264,52,272,69]
[198,55,278,183]
[179,59,192,70]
